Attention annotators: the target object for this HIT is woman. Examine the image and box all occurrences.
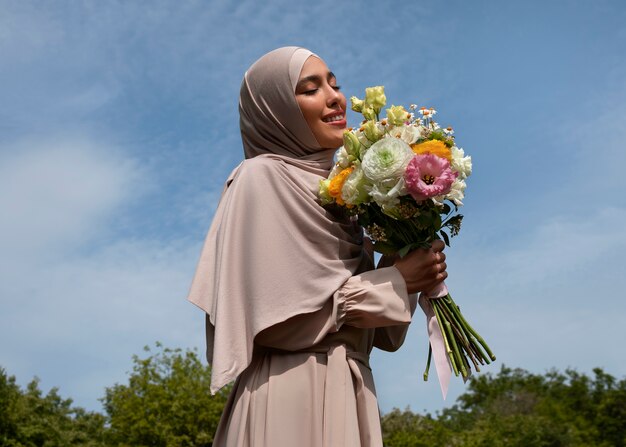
[188,47,447,447]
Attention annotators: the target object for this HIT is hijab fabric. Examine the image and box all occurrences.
[187,47,365,393]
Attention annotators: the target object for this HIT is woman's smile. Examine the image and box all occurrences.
[322,111,346,125]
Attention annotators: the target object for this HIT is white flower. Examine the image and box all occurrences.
[419,107,437,117]
[435,178,466,206]
[443,126,454,136]
[385,124,421,145]
[341,166,370,205]
[361,137,414,185]
[446,178,466,206]
[366,178,406,210]
[450,146,472,179]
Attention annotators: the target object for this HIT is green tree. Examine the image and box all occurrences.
[448,366,626,446]
[381,366,626,446]
[0,367,107,447]
[381,407,452,447]
[102,343,231,447]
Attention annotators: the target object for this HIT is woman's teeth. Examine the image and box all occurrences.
[323,115,344,123]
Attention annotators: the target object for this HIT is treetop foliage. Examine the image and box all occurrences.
[2,345,625,446]
[382,365,626,447]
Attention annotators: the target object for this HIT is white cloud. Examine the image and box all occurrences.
[0,136,145,260]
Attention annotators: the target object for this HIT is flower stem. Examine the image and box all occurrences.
[423,344,432,381]
[432,300,458,376]
[445,295,496,361]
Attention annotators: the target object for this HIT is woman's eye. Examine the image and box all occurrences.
[303,89,318,95]
[332,85,341,91]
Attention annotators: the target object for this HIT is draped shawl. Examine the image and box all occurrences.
[187,47,366,393]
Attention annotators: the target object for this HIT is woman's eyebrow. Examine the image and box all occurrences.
[296,74,322,88]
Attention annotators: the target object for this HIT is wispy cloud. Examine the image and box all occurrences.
[0,136,145,259]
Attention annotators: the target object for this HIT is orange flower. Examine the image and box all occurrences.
[329,167,354,205]
[410,139,452,162]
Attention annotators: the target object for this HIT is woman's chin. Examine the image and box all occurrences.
[317,131,346,149]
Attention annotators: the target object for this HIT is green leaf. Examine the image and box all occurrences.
[440,231,450,247]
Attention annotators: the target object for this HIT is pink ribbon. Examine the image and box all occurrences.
[418,282,452,399]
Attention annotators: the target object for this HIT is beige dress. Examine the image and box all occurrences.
[213,266,417,447]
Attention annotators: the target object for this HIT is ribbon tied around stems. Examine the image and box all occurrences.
[419,281,455,399]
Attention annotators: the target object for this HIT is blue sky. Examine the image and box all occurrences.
[1,0,625,415]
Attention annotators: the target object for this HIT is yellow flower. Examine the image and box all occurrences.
[329,167,354,205]
[410,139,452,161]
[364,86,386,113]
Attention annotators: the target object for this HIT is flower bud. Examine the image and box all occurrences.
[363,120,383,142]
[364,86,386,113]
[343,131,361,158]
[318,179,334,205]
[362,106,376,121]
[350,96,364,113]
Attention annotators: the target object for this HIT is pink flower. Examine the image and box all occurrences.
[404,153,458,202]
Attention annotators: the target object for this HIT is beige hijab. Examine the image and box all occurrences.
[188,47,366,393]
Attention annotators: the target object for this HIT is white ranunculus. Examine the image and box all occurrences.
[341,166,370,205]
[450,146,472,179]
[361,138,414,185]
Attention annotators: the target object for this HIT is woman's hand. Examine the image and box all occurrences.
[393,240,447,294]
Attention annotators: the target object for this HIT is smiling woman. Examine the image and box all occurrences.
[188,47,447,446]
[294,57,347,148]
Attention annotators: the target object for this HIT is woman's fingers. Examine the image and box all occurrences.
[432,240,445,252]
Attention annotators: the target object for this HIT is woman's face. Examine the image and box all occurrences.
[295,56,347,149]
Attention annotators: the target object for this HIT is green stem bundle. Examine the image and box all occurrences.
[423,293,496,381]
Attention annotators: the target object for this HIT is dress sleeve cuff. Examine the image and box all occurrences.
[334,266,412,329]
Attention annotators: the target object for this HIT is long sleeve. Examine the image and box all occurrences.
[255,266,414,351]
[372,291,419,352]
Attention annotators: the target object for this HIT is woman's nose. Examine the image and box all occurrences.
[325,85,342,107]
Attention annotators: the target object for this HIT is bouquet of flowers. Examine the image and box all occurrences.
[319,86,495,388]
